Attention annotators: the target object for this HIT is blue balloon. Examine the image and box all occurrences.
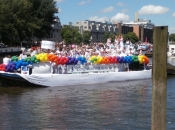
[10,67,13,71]
[25,62,29,66]
[21,62,24,66]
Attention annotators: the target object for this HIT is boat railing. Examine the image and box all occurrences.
[66,64,128,74]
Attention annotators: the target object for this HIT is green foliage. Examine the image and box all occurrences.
[82,31,91,44]
[124,32,139,44]
[0,0,58,44]
[61,25,82,44]
[74,32,82,44]
[169,33,175,42]
[103,32,115,43]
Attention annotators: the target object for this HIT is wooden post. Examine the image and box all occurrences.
[152,26,168,130]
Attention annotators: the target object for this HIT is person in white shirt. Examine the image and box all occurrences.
[105,46,111,56]
[125,39,130,52]
[19,51,27,60]
[114,36,119,46]
[119,35,124,49]
[3,55,11,65]
[127,47,134,56]
[120,50,127,56]
[30,50,36,57]
[85,50,90,59]
[106,38,112,47]
[117,45,122,52]
[111,48,117,56]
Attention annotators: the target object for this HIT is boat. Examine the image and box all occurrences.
[0,68,151,87]
[0,43,22,56]
[0,41,151,87]
[137,42,153,57]
[0,54,151,87]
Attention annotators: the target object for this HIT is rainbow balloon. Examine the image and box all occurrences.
[0,53,150,72]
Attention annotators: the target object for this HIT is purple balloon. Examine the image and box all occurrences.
[10,67,13,71]
[7,66,10,70]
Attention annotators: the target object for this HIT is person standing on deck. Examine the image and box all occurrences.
[106,38,112,47]
[3,55,11,65]
[19,51,27,60]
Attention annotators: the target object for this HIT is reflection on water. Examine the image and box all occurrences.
[0,77,175,129]
[0,56,175,129]
[0,79,159,130]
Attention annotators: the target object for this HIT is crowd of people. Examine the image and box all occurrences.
[28,36,144,60]
[3,36,150,73]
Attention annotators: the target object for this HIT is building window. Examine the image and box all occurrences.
[84,26,87,29]
[76,22,79,24]
[84,22,87,24]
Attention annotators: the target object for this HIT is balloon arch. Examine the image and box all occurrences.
[0,53,149,72]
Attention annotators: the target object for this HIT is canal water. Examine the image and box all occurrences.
[0,56,175,129]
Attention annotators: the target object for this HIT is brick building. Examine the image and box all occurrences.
[122,12,155,43]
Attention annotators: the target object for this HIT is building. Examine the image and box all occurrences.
[121,12,155,43]
[116,23,133,35]
[74,20,118,42]
[46,16,62,43]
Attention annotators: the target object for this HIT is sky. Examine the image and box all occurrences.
[54,0,175,34]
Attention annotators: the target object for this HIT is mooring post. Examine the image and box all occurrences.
[152,26,168,130]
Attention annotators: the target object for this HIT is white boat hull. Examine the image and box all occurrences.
[14,69,151,87]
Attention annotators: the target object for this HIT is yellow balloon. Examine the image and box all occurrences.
[44,57,48,61]
[36,55,39,60]
[40,56,44,62]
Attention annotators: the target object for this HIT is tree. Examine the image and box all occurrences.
[0,0,58,45]
[82,31,91,44]
[169,33,175,42]
[28,0,58,40]
[61,25,82,44]
[103,32,115,43]
[124,32,139,44]
[74,32,82,44]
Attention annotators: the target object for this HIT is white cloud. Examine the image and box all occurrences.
[78,0,91,5]
[89,16,108,22]
[117,2,125,6]
[101,6,114,13]
[111,13,129,22]
[54,0,64,3]
[138,5,169,15]
[89,13,129,22]
[172,12,175,17]
[169,27,175,34]
[122,9,128,13]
